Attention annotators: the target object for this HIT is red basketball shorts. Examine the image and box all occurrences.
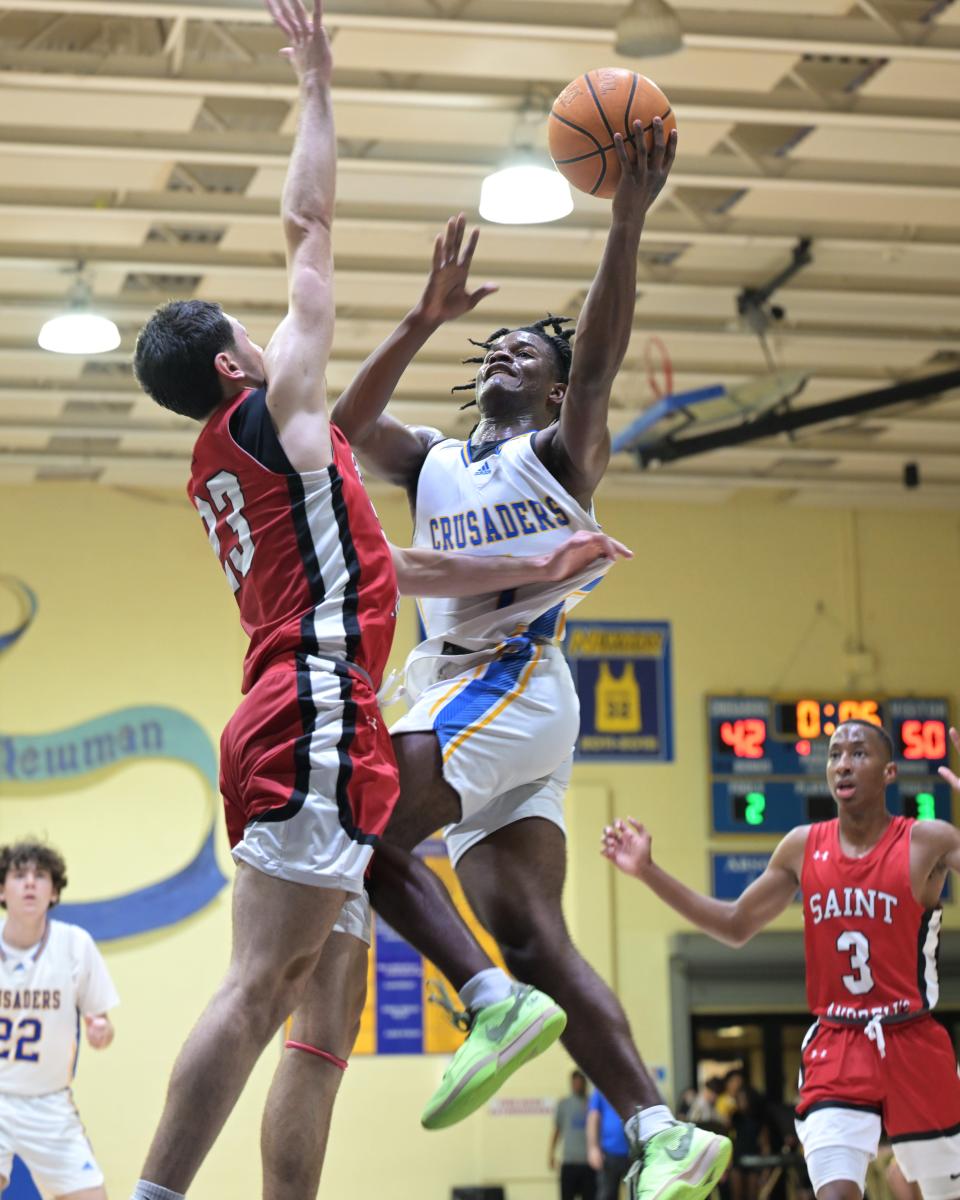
[219,654,399,893]
[796,1014,960,1181]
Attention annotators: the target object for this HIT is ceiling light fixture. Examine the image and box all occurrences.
[38,273,120,355]
[615,0,684,58]
[479,154,574,225]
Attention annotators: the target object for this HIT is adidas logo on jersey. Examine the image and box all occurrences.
[474,461,492,476]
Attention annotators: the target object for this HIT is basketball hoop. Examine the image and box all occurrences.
[644,336,674,402]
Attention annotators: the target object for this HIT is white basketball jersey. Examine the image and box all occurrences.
[0,919,119,1096]
[408,432,606,692]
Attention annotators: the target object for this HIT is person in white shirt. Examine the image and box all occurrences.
[0,840,119,1200]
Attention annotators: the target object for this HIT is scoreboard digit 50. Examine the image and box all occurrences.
[708,695,951,834]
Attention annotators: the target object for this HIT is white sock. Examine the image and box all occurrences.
[625,1104,677,1145]
[131,1182,186,1200]
[459,968,513,1013]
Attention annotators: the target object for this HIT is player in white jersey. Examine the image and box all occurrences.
[331,124,730,1197]
[0,840,118,1200]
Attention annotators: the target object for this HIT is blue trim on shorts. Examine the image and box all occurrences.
[433,638,536,751]
[527,602,563,640]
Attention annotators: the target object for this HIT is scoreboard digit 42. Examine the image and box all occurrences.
[708,695,951,834]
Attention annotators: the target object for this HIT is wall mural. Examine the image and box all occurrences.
[0,576,228,941]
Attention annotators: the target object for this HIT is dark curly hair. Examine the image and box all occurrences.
[0,840,68,908]
[452,314,575,410]
[134,299,236,420]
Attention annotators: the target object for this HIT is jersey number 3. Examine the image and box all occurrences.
[837,930,875,995]
[195,471,255,593]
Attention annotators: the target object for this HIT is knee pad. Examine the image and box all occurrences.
[805,1145,871,1195]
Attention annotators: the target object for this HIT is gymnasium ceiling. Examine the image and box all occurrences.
[1,0,960,506]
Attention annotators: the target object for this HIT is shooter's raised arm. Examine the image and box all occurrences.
[261,0,338,472]
[331,214,498,490]
[543,118,676,500]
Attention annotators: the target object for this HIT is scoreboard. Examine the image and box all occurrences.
[708,695,952,834]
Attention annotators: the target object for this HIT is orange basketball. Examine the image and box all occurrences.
[548,68,677,199]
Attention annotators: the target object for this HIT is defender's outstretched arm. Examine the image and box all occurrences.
[391,529,630,598]
[602,818,802,948]
[261,0,337,472]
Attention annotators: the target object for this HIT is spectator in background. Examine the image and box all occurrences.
[714,1068,744,1128]
[688,1076,724,1128]
[550,1070,595,1200]
[676,1086,697,1121]
[730,1086,771,1200]
[587,1089,631,1200]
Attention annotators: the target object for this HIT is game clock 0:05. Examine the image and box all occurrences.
[707,695,951,835]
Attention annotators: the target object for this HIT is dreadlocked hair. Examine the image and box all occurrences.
[451,314,575,410]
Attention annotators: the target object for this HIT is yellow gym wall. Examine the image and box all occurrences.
[1,481,958,1200]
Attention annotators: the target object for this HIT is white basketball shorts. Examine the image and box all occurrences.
[391,639,579,865]
[0,1088,104,1195]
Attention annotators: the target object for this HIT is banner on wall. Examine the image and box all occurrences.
[564,620,674,761]
[354,838,505,1055]
[711,852,774,901]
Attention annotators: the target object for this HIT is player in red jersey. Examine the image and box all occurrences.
[129,2,627,1197]
[602,719,960,1200]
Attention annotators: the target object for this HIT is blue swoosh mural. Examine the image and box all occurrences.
[0,576,37,654]
[0,706,227,940]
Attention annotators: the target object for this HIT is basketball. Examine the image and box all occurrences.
[548,68,677,198]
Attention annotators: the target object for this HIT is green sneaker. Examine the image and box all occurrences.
[626,1124,732,1200]
[420,984,566,1130]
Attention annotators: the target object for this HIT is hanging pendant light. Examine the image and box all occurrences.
[615,0,684,58]
[480,152,574,225]
[38,273,120,355]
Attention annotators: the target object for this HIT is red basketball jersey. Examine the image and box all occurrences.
[801,816,942,1024]
[188,389,398,693]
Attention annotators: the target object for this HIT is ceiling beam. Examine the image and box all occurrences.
[5,66,960,136]
[4,0,960,62]
[5,193,960,259]
[4,129,960,201]
[4,245,960,313]
[1,417,955,464]
[3,292,956,347]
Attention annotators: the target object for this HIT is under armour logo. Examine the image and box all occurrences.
[474,461,492,476]
[813,850,830,861]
